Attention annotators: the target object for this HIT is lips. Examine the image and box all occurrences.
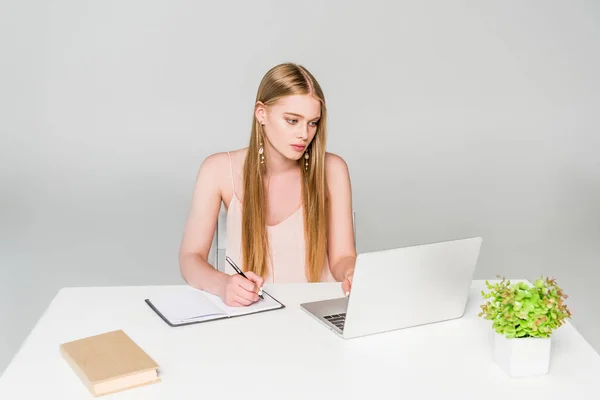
[291,144,305,152]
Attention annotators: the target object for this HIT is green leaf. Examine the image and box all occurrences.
[535,279,544,288]
[522,301,535,314]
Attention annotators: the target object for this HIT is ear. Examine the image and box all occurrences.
[255,101,267,125]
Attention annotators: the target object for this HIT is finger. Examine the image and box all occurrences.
[234,294,254,306]
[234,275,258,293]
[244,271,265,290]
[342,279,352,296]
[230,300,244,307]
[236,286,259,302]
[225,299,238,307]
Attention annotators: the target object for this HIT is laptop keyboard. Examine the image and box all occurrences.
[324,313,346,331]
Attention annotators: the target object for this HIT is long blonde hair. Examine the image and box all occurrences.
[241,63,328,282]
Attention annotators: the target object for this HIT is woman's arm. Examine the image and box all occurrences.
[178,152,265,306]
[178,153,229,296]
[324,153,358,293]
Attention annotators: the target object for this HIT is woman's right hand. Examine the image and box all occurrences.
[220,272,265,307]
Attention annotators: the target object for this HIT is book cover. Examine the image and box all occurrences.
[60,329,160,397]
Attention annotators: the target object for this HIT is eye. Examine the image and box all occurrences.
[309,121,319,127]
[286,118,298,125]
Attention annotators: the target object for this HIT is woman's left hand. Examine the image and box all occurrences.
[342,268,354,297]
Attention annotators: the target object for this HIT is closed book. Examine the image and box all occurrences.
[60,329,160,397]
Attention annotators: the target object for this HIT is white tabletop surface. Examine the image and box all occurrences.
[1,280,599,399]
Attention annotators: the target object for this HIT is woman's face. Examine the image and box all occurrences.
[256,94,321,161]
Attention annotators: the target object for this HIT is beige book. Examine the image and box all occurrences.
[60,329,160,397]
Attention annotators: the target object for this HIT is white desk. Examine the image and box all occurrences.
[1,280,599,399]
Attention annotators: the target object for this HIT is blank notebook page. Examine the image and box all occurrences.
[148,288,226,323]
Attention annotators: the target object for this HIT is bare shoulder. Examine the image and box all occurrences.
[195,148,248,202]
[194,151,234,196]
[325,152,352,197]
[197,151,229,179]
[325,152,351,179]
[198,148,247,174]
[228,147,249,168]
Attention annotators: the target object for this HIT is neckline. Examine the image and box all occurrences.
[230,194,302,228]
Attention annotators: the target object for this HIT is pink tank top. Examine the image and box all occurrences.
[223,152,335,283]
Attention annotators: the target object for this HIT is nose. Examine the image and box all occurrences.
[297,123,309,140]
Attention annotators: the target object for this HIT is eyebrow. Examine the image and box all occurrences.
[284,112,320,121]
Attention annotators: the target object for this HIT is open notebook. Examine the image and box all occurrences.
[145,286,285,327]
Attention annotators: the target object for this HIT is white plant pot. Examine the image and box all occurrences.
[493,332,551,378]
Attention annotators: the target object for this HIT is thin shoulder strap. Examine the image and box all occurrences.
[226,151,235,194]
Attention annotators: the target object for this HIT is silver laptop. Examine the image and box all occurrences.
[300,237,482,339]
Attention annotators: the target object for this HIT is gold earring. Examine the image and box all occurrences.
[304,152,309,170]
[259,141,264,164]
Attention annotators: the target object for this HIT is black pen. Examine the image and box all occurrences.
[225,256,264,299]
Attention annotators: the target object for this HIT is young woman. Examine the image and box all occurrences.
[179,63,357,307]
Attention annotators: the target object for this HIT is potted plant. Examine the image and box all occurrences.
[479,276,572,378]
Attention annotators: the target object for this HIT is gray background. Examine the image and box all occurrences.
[1,0,599,374]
